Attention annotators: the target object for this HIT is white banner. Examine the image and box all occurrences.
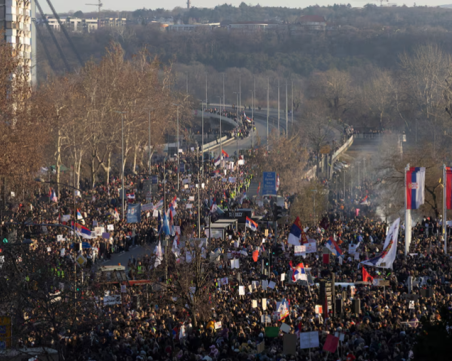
[361,218,400,269]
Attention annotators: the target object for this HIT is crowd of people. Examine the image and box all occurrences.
[2,138,451,361]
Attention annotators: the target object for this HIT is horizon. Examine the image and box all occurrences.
[41,1,452,15]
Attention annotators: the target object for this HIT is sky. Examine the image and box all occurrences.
[42,1,449,14]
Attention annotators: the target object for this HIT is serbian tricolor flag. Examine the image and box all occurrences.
[76,209,83,220]
[213,155,221,166]
[246,217,258,231]
[71,222,95,239]
[288,216,302,246]
[290,261,307,282]
[406,167,425,209]
[326,236,343,257]
[446,167,452,209]
[222,149,229,158]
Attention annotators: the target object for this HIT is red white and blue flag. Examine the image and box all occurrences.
[406,167,425,209]
[72,222,95,239]
[288,216,303,246]
[169,196,177,216]
[290,261,307,282]
[76,209,83,220]
[326,236,343,257]
[213,155,221,166]
[245,216,258,231]
[446,167,452,210]
[50,189,58,203]
[222,149,229,159]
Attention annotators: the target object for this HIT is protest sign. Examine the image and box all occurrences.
[238,286,245,295]
[305,242,317,253]
[294,245,305,256]
[299,331,319,349]
[323,334,339,353]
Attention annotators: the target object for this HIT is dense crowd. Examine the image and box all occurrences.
[2,144,452,361]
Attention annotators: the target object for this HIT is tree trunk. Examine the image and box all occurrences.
[56,129,62,198]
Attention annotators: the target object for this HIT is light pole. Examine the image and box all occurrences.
[285,80,288,138]
[216,96,223,161]
[277,78,280,138]
[201,102,205,177]
[267,78,269,151]
[172,104,181,191]
[148,109,152,175]
[115,111,127,220]
[250,89,254,148]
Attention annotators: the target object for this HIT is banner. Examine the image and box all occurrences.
[127,204,141,223]
[361,218,399,269]
[262,172,277,196]
[406,167,425,209]
[446,167,452,209]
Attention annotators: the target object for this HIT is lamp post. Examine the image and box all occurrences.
[148,109,152,175]
[172,104,181,191]
[216,96,223,161]
[115,111,127,220]
[250,89,254,148]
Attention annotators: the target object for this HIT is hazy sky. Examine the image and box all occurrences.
[42,1,447,14]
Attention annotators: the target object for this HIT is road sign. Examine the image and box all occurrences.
[0,316,11,349]
[76,254,87,266]
[262,172,276,195]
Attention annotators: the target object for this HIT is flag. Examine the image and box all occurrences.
[246,217,258,231]
[362,267,373,282]
[50,189,58,203]
[446,167,452,209]
[155,240,163,267]
[153,198,164,211]
[360,195,369,205]
[113,208,119,221]
[252,250,259,262]
[162,212,171,236]
[276,174,280,191]
[169,196,177,216]
[172,238,180,257]
[276,299,290,321]
[288,217,302,246]
[361,218,400,269]
[323,334,339,353]
[126,193,135,199]
[257,182,261,195]
[222,149,229,158]
[72,222,96,239]
[406,167,425,209]
[290,261,307,282]
[326,236,343,257]
[213,155,221,166]
[77,209,83,220]
[157,211,162,234]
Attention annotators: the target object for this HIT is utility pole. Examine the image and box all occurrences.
[251,89,254,148]
[285,80,288,138]
[277,79,280,137]
[176,106,180,190]
[197,143,201,238]
[267,78,269,150]
[291,80,294,125]
[148,110,152,174]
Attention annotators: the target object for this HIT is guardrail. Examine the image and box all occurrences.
[332,135,354,162]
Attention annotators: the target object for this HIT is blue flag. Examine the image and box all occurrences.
[158,211,162,234]
[162,212,171,236]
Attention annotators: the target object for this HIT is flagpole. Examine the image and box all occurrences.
[405,163,411,256]
[443,164,447,254]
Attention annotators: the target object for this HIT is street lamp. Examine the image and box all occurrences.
[115,111,127,220]
[216,96,223,161]
[250,89,254,148]
[172,104,181,191]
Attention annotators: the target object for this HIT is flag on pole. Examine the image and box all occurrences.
[406,167,425,209]
[162,212,171,236]
[362,267,374,282]
[222,149,229,158]
[71,222,95,239]
[246,217,258,231]
[326,236,343,257]
[446,167,452,209]
[113,208,119,221]
[361,218,400,269]
[213,155,221,167]
[288,217,303,246]
[155,240,163,267]
[50,189,58,202]
[77,209,83,220]
[360,195,369,205]
[290,261,307,282]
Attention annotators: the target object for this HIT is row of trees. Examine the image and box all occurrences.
[1,38,191,198]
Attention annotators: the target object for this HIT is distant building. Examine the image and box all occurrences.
[297,15,327,31]
[227,22,283,32]
[38,17,127,33]
[167,23,220,32]
[0,0,32,82]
